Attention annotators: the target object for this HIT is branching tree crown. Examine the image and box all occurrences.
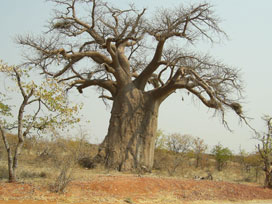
[17,0,244,123]
[166,133,193,154]
[15,0,249,171]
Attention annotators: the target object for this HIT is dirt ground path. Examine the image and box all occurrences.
[1,200,272,204]
[1,175,272,204]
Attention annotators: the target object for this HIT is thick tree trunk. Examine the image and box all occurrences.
[97,84,160,171]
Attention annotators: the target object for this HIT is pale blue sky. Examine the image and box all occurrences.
[1,0,271,153]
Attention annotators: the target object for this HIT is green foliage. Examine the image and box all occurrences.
[31,78,83,131]
[211,143,232,171]
[0,59,83,182]
[0,101,11,117]
[0,60,83,132]
[0,83,12,118]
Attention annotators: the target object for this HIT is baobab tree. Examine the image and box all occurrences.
[17,0,245,171]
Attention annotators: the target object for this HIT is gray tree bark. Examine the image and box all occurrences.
[96,84,160,171]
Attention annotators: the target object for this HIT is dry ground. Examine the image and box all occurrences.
[1,174,272,204]
[0,137,270,204]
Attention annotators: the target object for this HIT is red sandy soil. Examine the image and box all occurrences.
[1,174,272,204]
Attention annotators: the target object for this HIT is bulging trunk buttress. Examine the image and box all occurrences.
[96,84,160,171]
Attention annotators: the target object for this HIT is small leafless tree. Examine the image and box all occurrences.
[165,133,193,176]
[192,137,208,168]
[166,133,193,153]
[257,116,272,188]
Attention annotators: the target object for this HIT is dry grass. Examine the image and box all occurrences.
[1,174,272,204]
[0,136,269,204]
[0,139,266,185]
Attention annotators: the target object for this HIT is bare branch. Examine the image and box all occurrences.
[71,79,117,95]
[135,40,166,90]
[17,0,244,128]
[0,124,11,155]
[23,99,42,137]
[13,68,27,98]
[99,95,113,101]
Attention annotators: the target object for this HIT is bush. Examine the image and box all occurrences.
[153,149,170,170]
[212,144,232,171]
[50,162,73,193]
[78,157,96,169]
[20,170,47,179]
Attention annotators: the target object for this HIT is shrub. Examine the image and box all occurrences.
[49,162,73,193]
[20,170,47,179]
[211,143,232,171]
[78,157,96,169]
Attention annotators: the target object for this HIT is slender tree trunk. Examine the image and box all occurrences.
[13,140,24,171]
[96,84,160,171]
[9,142,24,183]
[195,153,199,168]
[7,148,16,183]
[0,126,17,182]
[8,154,16,183]
[0,137,24,183]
